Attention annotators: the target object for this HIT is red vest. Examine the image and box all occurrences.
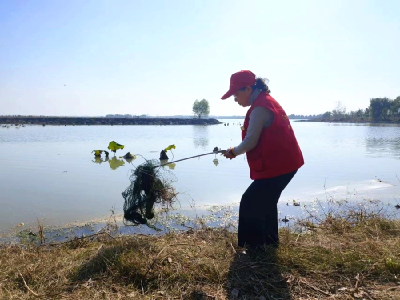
[242,92,304,180]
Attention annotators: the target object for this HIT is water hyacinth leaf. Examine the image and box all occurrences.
[120,152,137,163]
[160,150,169,160]
[164,144,176,152]
[119,152,136,159]
[92,150,103,156]
[124,157,136,164]
[108,141,125,153]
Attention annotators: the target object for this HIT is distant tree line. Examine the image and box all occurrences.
[288,114,322,119]
[320,96,400,122]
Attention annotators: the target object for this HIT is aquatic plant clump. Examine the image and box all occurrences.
[122,160,178,225]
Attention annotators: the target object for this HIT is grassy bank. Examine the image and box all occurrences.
[1,212,399,300]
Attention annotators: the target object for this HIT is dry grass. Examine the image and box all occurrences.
[0,215,399,299]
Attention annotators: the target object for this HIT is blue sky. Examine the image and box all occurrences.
[1,0,399,116]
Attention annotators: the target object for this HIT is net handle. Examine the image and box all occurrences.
[153,150,226,169]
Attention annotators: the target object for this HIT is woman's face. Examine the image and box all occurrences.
[233,86,252,107]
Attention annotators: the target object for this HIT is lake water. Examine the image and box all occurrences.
[1,120,400,233]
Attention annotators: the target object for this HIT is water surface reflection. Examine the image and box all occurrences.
[213,158,219,166]
[160,159,176,170]
[92,156,108,164]
[108,157,125,170]
[193,125,209,150]
[364,126,400,159]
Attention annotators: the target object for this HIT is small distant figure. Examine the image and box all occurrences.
[64,84,66,86]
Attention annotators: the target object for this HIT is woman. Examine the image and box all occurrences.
[221,70,304,249]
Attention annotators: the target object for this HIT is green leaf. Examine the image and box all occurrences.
[164,144,176,152]
[92,150,102,156]
[108,141,125,153]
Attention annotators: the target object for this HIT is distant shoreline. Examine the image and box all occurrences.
[0,116,221,126]
[296,118,400,125]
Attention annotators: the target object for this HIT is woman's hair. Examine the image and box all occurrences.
[239,77,270,93]
[252,77,270,93]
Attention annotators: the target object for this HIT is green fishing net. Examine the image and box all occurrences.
[122,160,177,225]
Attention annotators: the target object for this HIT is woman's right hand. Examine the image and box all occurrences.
[223,148,236,159]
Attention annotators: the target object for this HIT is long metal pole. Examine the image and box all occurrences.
[154,150,225,168]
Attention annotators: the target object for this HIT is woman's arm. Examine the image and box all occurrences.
[233,107,274,156]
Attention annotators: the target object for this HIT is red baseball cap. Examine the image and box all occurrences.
[221,70,256,100]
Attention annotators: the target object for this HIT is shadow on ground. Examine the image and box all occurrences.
[226,247,291,300]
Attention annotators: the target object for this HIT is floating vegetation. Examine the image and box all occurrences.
[122,160,178,226]
[119,152,136,164]
[293,200,301,206]
[161,144,176,159]
[92,150,109,157]
[107,141,124,154]
[120,152,135,160]
[164,144,176,152]
[160,150,168,160]
[121,147,223,227]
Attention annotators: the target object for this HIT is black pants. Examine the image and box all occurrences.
[238,170,297,248]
